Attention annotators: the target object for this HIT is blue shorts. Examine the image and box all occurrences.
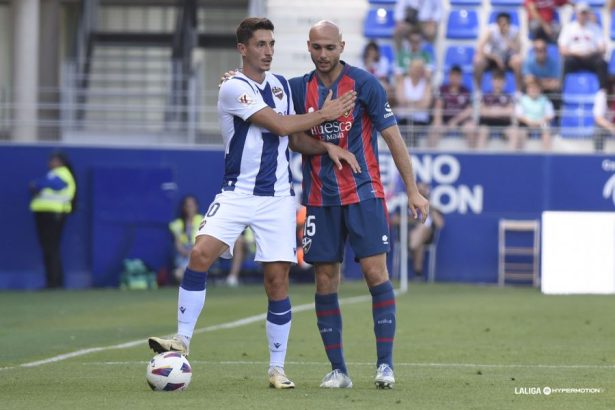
[302,198,390,263]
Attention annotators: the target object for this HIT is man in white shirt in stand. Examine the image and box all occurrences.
[558,2,607,89]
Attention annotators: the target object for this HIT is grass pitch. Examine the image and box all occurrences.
[0,282,613,409]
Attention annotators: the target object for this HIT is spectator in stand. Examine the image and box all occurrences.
[515,79,555,150]
[558,2,607,89]
[523,38,561,118]
[394,59,432,146]
[525,0,569,43]
[427,65,475,148]
[395,31,434,79]
[592,79,615,152]
[473,12,522,91]
[477,70,517,149]
[523,39,561,97]
[360,41,395,105]
[361,41,392,82]
[393,0,443,50]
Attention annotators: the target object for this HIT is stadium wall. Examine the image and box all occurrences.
[1,144,614,289]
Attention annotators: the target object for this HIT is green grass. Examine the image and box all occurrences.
[1,282,614,409]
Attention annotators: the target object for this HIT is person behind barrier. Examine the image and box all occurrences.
[169,195,202,282]
[29,151,77,289]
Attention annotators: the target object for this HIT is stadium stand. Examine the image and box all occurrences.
[560,72,600,138]
[490,0,523,5]
[449,0,481,5]
[488,9,521,27]
[364,7,395,39]
[481,70,517,94]
[446,9,480,39]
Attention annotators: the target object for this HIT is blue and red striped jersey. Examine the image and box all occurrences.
[289,62,397,206]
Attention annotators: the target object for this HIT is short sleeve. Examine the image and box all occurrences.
[219,78,268,121]
[362,76,398,131]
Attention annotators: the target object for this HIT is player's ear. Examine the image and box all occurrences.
[340,41,345,53]
[237,43,246,57]
[306,40,311,51]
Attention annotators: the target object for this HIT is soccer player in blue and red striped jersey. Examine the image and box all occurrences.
[289,21,429,389]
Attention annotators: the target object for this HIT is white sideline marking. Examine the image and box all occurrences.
[81,360,615,370]
[0,294,373,371]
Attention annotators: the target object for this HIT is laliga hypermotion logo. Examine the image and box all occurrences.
[601,159,615,207]
[603,173,615,206]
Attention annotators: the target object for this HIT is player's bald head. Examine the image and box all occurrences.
[309,20,343,42]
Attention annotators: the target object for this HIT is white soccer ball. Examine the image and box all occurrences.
[146,352,192,391]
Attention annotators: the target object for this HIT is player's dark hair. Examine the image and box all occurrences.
[236,17,274,44]
[450,65,462,74]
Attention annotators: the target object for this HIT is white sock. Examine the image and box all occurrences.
[177,287,206,341]
[266,320,291,369]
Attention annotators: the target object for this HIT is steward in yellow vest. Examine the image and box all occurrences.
[29,152,77,288]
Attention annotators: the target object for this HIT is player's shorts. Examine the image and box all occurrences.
[302,198,390,263]
[197,191,296,263]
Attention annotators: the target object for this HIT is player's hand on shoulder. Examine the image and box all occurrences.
[320,89,357,121]
[324,143,361,173]
[218,68,240,88]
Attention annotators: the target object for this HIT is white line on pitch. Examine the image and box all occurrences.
[81,360,615,370]
[0,293,373,371]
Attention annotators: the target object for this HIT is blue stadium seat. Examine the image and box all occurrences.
[612,10,615,40]
[379,43,395,65]
[481,71,516,94]
[559,103,595,138]
[562,72,600,104]
[368,0,396,4]
[422,42,436,65]
[488,10,520,27]
[586,0,605,5]
[364,8,395,39]
[446,9,479,39]
[571,7,602,26]
[443,45,475,72]
[609,51,615,75]
[449,0,481,5]
[490,0,522,5]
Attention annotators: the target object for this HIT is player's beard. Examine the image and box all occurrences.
[313,56,339,75]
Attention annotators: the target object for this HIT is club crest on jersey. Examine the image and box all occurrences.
[272,86,284,100]
[237,93,256,105]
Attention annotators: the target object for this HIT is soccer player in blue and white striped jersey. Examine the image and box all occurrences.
[148,17,359,389]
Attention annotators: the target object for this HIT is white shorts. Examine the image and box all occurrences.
[197,191,297,263]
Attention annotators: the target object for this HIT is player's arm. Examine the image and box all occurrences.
[248,90,355,136]
[380,125,429,223]
[288,132,361,173]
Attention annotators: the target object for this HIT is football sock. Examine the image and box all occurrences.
[315,293,347,374]
[177,268,208,342]
[370,281,396,368]
[266,297,292,369]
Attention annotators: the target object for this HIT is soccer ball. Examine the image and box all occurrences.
[146,352,192,391]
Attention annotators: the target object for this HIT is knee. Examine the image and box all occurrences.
[189,243,216,270]
[362,265,389,287]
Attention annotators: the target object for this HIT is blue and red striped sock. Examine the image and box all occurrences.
[315,293,347,374]
[370,281,396,368]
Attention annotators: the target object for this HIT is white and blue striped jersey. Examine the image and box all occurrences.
[217,71,295,197]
